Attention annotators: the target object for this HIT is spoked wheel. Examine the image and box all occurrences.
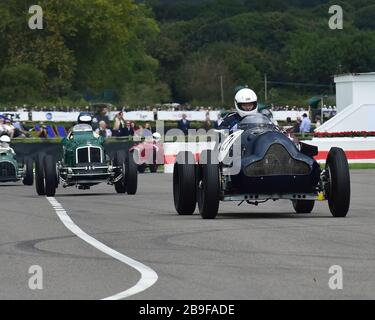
[173,151,196,215]
[197,150,220,219]
[125,150,138,195]
[44,155,57,197]
[292,200,315,214]
[35,153,46,196]
[114,150,127,194]
[23,157,34,186]
[325,147,351,217]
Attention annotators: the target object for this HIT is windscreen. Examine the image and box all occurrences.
[72,124,93,133]
[237,114,275,131]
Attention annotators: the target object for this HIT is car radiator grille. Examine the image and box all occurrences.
[77,147,101,163]
[0,162,16,177]
[245,144,311,177]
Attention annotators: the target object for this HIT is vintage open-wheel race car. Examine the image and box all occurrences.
[0,136,33,186]
[34,123,138,197]
[132,133,164,174]
[173,113,351,219]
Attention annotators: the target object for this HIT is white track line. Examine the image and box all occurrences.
[46,197,158,300]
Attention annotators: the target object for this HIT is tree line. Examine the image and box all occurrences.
[1,0,375,107]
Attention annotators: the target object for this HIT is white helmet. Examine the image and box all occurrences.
[234,88,258,117]
[0,135,11,143]
[152,132,161,142]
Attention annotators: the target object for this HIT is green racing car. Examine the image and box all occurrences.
[34,114,137,197]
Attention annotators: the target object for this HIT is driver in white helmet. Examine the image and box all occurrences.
[152,132,161,142]
[0,135,16,155]
[219,87,261,132]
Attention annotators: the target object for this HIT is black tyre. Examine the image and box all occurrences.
[149,164,158,173]
[149,149,159,173]
[23,157,34,186]
[44,155,57,197]
[173,151,196,215]
[114,150,127,194]
[125,150,138,195]
[138,164,146,174]
[197,150,220,219]
[326,147,351,217]
[292,200,315,214]
[35,153,45,196]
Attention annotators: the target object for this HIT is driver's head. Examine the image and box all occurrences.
[0,135,11,147]
[152,132,161,142]
[77,112,93,125]
[235,88,258,117]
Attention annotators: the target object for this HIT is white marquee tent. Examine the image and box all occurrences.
[316,73,375,132]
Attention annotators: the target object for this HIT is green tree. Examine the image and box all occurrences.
[0,0,165,103]
[354,5,375,30]
[0,64,45,103]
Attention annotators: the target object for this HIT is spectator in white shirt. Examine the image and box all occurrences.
[300,113,311,134]
[96,121,112,138]
[0,118,15,138]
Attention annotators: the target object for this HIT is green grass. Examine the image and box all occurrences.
[320,163,375,170]
[349,163,375,170]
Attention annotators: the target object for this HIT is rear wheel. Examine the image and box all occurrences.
[125,151,138,195]
[114,150,127,194]
[292,200,315,214]
[173,151,196,215]
[326,147,351,217]
[23,157,34,186]
[197,150,220,219]
[44,155,57,197]
[35,153,45,196]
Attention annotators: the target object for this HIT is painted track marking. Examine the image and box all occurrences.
[46,197,158,300]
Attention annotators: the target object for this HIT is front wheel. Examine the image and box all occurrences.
[149,164,158,173]
[197,150,220,219]
[114,150,127,194]
[125,151,138,195]
[35,153,45,196]
[23,157,34,186]
[44,155,57,197]
[326,147,351,217]
[173,151,196,215]
[149,149,159,173]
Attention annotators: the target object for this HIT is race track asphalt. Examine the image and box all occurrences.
[0,170,374,300]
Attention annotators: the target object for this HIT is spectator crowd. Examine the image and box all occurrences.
[0,115,30,138]
[1,103,337,114]
[1,103,328,140]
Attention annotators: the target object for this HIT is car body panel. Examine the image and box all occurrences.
[0,149,22,182]
[218,130,243,163]
[219,114,321,196]
[60,126,113,186]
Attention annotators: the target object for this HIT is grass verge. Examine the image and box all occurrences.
[349,163,375,170]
